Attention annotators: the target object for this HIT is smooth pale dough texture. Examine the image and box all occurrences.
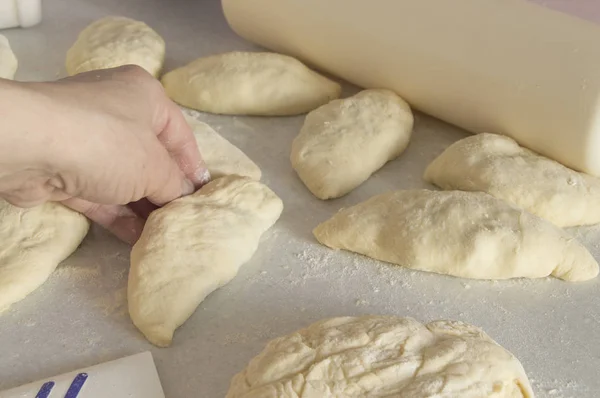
[291,89,414,199]
[161,52,341,116]
[0,34,18,79]
[128,176,283,347]
[424,133,600,228]
[0,201,89,311]
[66,16,165,77]
[314,189,598,281]
[226,315,534,398]
[185,115,261,180]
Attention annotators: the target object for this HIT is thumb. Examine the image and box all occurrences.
[62,197,145,244]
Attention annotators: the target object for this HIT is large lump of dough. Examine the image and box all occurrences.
[313,189,598,281]
[66,16,165,77]
[424,133,600,227]
[291,89,414,199]
[128,176,283,347]
[226,315,534,398]
[185,115,261,180]
[0,35,17,79]
[161,52,341,116]
[0,201,89,311]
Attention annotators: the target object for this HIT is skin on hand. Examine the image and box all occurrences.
[0,65,210,244]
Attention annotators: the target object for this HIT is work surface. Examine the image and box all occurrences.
[1,0,600,397]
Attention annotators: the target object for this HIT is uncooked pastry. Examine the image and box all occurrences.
[66,16,165,77]
[313,189,598,281]
[226,315,534,398]
[185,115,261,180]
[0,34,17,79]
[291,89,414,199]
[128,176,283,347]
[424,133,600,228]
[0,201,89,311]
[161,52,341,115]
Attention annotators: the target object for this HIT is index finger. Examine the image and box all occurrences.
[157,101,211,188]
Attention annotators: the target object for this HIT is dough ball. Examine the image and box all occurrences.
[0,35,18,79]
[0,201,89,311]
[185,115,261,180]
[291,89,414,199]
[314,189,598,281]
[128,176,283,347]
[66,16,165,77]
[161,52,341,115]
[226,315,534,398]
[424,133,600,227]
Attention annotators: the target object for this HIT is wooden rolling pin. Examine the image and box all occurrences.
[223,0,600,176]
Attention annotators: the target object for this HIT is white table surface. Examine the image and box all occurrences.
[1,1,600,397]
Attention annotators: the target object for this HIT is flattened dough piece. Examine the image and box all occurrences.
[128,176,283,347]
[314,189,598,281]
[424,133,600,227]
[66,16,165,77]
[0,201,89,311]
[226,315,534,398]
[185,115,261,180]
[162,52,341,115]
[0,34,18,79]
[291,89,414,199]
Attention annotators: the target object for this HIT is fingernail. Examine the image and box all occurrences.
[182,179,195,196]
[196,168,211,186]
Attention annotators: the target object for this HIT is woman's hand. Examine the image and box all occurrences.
[0,65,210,243]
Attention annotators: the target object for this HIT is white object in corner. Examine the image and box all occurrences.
[0,352,165,398]
[0,0,42,29]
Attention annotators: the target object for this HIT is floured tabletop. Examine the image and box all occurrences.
[1,0,599,397]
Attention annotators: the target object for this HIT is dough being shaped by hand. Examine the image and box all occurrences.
[128,176,283,347]
[162,52,341,115]
[226,315,534,398]
[185,115,261,180]
[0,35,17,79]
[314,189,598,281]
[0,201,89,311]
[66,16,165,77]
[424,133,600,227]
[291,89,414,199]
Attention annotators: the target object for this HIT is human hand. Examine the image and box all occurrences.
[0,66,210,243]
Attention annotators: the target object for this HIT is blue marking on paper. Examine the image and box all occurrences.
[64,373,88,397]
[35,381,54,398]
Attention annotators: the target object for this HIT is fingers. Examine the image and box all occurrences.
[157,101,211,187]
[62,197,145,245]
[143,141,196,206]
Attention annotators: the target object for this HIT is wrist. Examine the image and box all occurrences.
[0,79,64,199]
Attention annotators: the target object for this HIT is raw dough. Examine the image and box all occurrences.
[291,89,414,199]
[226,315,534,398]
[66,16,165,77]
[424,133,600,227]
[0,201,89,311]
[185,115,261,180]
[161,52,341,115]
[128,176,283,347]
[313,189,598,281]
[0,35,17,79]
